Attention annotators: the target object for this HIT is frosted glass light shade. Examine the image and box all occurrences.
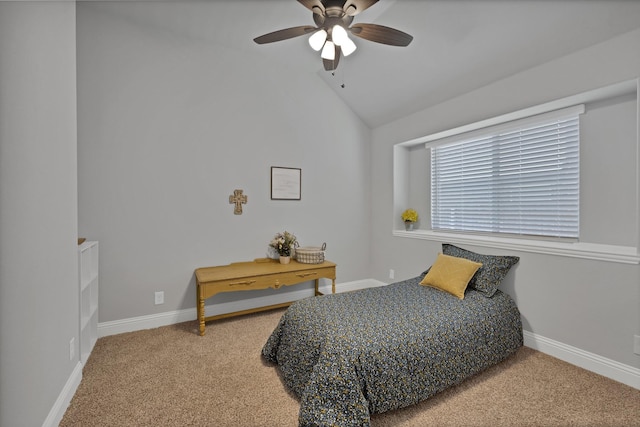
[341,37,357,56]
[308,29,327,51]
[332,25,349,46]
[321,40,335,60]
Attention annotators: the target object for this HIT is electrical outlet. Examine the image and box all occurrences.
[155,291,164,305]
[634,335,640,356]
[389,269,395,280]
[69,337,75,361]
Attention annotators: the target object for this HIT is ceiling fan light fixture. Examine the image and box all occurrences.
[308,29,327,51]
[331,24,349,46]
[341,37,357,56]
[321,40,336,60]
[254,0,413,71]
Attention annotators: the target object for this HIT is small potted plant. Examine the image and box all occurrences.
[270,231,297,264]
[401,209,419,231]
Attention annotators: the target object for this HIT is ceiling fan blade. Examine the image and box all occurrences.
[343,0,379,16]
[323,45,341,71]
[253,26,316,44]
[297,0,325,15]
[350,23,413,46]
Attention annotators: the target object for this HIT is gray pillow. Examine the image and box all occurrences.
[442,244,519,297]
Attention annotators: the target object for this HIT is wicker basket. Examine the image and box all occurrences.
[295,243,326,264]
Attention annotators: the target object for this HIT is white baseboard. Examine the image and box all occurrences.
[42,361,82,427]
[523,330,640,389]
[98,278,386,337]
[96,281,638,390]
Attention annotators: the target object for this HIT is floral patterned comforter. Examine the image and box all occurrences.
[262,275,523,427]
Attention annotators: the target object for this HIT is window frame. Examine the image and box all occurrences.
[429,105,583,240]
[391,79,640,265]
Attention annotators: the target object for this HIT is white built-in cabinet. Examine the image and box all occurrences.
[78,241,99,365]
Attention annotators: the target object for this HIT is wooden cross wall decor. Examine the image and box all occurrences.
[229,189,247,215]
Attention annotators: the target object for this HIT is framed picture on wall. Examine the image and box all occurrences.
[271,167,301,200]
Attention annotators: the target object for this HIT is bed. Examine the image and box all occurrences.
[262,244,522,427]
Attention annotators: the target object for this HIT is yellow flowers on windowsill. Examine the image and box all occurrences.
[402,209,419,231]
[401,209,419,223]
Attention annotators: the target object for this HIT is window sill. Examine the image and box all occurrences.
[393,229,640,265]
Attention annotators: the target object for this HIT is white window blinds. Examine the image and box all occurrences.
[430,105,584,239]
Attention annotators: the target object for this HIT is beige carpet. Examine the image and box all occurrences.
[61,308,640,426]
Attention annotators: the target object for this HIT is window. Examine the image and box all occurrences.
[430,105,584,239]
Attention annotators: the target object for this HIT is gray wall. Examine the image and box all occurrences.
[76,2,372,323]
[371,29,640,368]
[0,2,79,426]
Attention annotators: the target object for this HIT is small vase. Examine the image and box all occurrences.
[279,256,291,265]
[404,221,415,231]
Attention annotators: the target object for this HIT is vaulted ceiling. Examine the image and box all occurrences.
[95,0,640,128]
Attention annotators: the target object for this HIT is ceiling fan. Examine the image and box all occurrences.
[253,0,413,71]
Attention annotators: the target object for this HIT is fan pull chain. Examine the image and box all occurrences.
[331,64,346,89]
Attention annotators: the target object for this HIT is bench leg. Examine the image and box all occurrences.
[197,289,205,336]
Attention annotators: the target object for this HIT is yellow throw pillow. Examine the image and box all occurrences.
[420,253,482,299]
